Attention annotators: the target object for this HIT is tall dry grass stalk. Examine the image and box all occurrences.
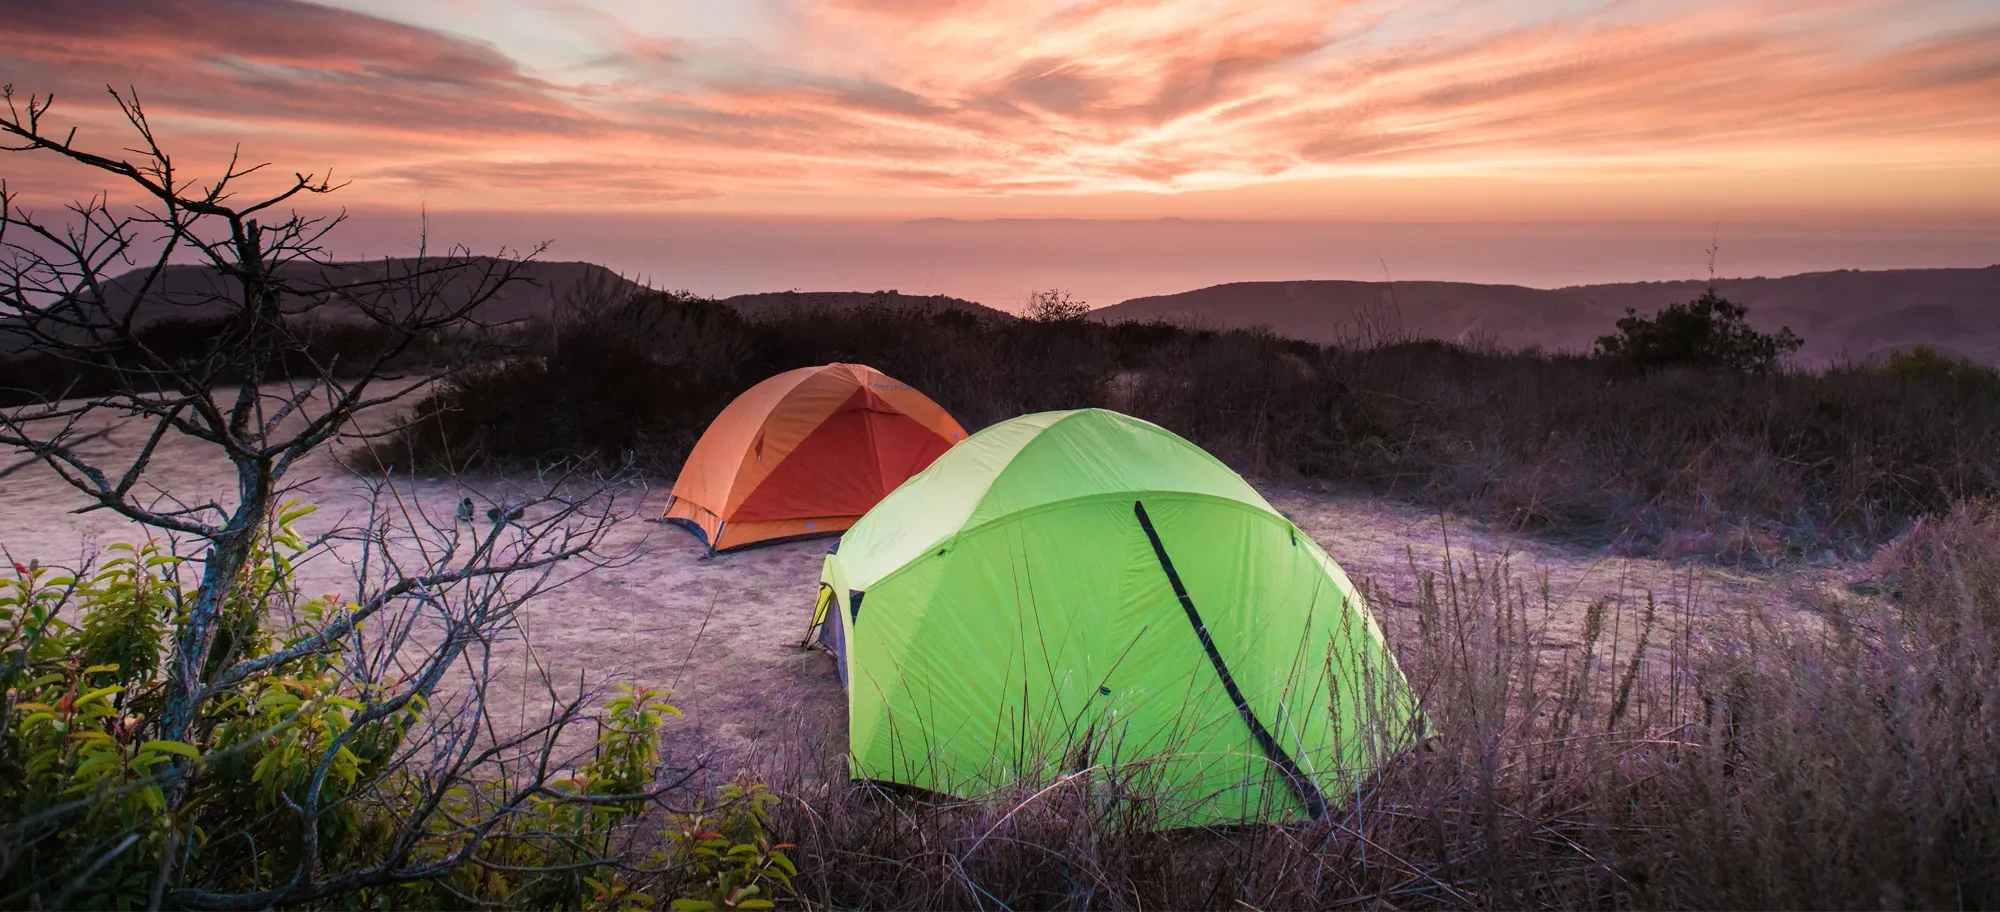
[751,501,2000,910]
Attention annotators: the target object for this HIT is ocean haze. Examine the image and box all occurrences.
[325,215,2000,314]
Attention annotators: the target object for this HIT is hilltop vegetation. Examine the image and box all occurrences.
[384,285,2000,562]
[1095,266,2000,366]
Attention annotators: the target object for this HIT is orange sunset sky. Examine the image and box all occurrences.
[4,0,1999,301]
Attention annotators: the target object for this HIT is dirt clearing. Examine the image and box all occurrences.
[0,401,1847,782]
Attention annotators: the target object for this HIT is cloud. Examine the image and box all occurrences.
[3,0,583,133]
[0,0,1994,216]
[368,157,727,203]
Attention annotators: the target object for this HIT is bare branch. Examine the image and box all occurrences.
[3,81,671,911]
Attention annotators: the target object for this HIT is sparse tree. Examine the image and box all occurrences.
[1022,288,1090,323]
[0,85,681,908]
[1595,289,1802,372]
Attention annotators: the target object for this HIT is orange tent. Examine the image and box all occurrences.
[663,363,966,553]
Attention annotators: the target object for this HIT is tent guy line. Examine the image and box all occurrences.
[1136,498,1329,820]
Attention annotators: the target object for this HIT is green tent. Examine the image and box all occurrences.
[811,408,1420,828]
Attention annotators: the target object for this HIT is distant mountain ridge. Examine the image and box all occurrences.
[27,260,1001,332]
[714,290,1005,320]
[72,259,642,328]
[1093,267,2000,365]
[30,261,1998,366]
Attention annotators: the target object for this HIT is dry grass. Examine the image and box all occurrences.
[386,299,2000,561]
[746,501,2000,910]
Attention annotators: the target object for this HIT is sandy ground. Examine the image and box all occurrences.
[1,395,1847,784]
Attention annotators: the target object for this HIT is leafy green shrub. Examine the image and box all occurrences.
[1878,345,2000,396]
[665,783,795,911]
[1595,289,1803,372]
[0,517,700,910]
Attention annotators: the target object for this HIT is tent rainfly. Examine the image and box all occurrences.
[809,408,1421,829]
[664,363,965,553]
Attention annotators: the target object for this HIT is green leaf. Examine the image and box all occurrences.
[253,752,279,785]
[142,739,201,759]
[733,901,775,910]
[669,901,716,912]
[73,754,119,778]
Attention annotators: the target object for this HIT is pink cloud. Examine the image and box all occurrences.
[0,0,1993,218]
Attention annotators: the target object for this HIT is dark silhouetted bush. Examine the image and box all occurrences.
[1595,289,1803,372]
[1021,288,1091,323]
[383,289,753,474]
[0,315,461,406]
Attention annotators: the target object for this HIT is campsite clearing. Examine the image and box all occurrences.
[0,397,1842,782]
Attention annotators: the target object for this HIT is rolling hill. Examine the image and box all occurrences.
[13,260,1996,366]
[3,261,1008,353]
[714,290,1005,321]
[1093,267,2000,365]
